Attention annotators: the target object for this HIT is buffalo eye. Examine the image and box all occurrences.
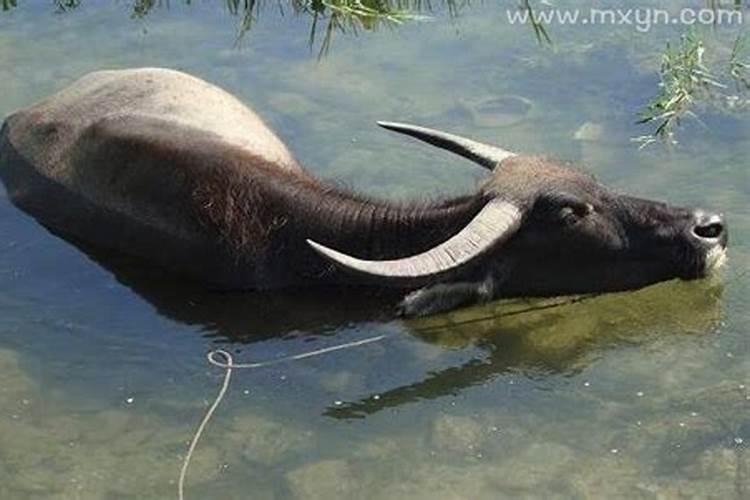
[560,202,593,224]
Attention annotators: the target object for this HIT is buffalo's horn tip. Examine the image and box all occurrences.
[306,238,324,252]
[307,239,367,273]
[376,120,401,130]
[373,120,514,171]
[307,239,338,259]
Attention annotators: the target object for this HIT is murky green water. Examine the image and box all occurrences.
[1,2,748,499]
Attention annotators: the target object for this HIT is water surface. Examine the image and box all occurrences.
[0,2,748,499]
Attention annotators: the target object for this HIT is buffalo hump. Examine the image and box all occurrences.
[0,68,304,287]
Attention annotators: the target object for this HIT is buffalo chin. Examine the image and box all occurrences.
[702,246,728,275]
[676,245,728,281]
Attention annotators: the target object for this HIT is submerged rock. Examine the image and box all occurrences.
[286,459,363,500]
[573,121,607,142]
[227,412,315,466]
[375,463,499,500]
[83,409,133,443]
[0,348,35,408]
[431,414,484,456]
[354,436,403,460]
[462,95,533,128]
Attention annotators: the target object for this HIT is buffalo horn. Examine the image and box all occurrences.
[307,198,521,281]
[377,121,516,170]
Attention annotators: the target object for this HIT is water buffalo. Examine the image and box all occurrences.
[0,68,728,316]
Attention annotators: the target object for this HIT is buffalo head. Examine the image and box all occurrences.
[308,122,728,316]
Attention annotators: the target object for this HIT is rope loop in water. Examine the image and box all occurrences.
[178,335,388,500]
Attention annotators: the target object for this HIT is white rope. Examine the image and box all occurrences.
[178,350,233,500]
[207,334,387,369]
[177,334,389,500]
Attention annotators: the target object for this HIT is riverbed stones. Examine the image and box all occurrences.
[376,463,501,500]
[430,414,484,455]
[573,121,606,142]
[286,459,363,499]
[228,412,315,466]
[83,409,133,443]
[0,348,34,408]
[465,95,533,128]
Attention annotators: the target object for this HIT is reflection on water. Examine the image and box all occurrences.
[327,279,726,419]
[0,1,749,499]
[81,246,399,340]
[2,0,462,56]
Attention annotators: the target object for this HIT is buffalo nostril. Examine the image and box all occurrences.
[693,222,724,239]
[691,211,725,242]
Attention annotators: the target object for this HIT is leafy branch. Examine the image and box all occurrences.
[634,31,749,148]
[729,33,750,89]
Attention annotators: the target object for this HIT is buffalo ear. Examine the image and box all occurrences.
[307,198,523,283]
[377,121,516,171]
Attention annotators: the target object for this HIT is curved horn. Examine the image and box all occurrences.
[377,121,516,170]
[307,199,521,281]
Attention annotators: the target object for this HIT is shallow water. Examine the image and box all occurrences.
[0,2,748,499]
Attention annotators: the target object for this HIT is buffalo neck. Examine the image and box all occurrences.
[279,176,489,260]
[191,154,488,265]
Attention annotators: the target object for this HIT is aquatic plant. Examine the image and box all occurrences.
[287,0,428,57]
[42,0,435,55]
[518,0,551,46]
[8,0,548,55]
[54,0,81,10]
[729,33,750,89]
[634,32,720,147]
[634,30,749,148]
